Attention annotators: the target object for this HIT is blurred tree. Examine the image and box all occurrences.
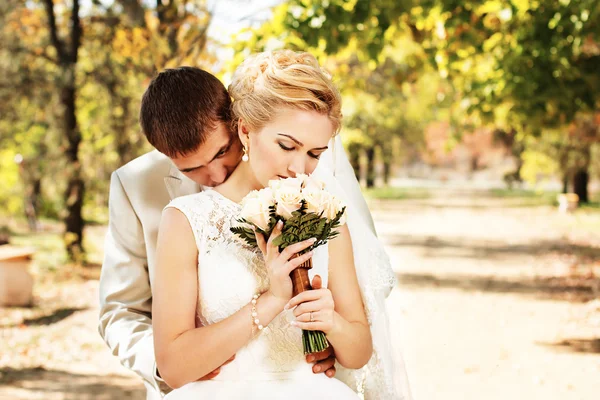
[1,0,216,261]
[493,128,525,188]
[266,0,600,198]
[410,0,600,200]
[231,3,432,187]
[38,0,85,261]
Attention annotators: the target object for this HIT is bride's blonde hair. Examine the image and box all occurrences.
[228,50,342,135]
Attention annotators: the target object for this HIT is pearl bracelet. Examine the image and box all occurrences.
[251,293,264,332]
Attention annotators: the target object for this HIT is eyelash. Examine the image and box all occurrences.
[217,148,228,157]
[278,143,320,160]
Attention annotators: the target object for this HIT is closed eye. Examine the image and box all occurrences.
[278,142,294,151]
[279,142,321,160]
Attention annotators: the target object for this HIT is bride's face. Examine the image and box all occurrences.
[240,108,334,187]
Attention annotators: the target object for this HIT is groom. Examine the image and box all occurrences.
[98,67,376,399]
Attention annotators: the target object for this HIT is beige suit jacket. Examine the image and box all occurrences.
[98,138,375,399]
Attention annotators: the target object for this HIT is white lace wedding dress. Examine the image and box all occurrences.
[163,189,359,400]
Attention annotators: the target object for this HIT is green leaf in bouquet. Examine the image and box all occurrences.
[230,218,258,247]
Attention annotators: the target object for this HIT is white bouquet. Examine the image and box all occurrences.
[231,174,346,353]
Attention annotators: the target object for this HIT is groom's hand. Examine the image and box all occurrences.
[306,275,336,378]
[307,347,336,377]
[197,354,236,381]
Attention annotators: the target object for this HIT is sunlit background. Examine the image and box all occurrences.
[1,1,599,399]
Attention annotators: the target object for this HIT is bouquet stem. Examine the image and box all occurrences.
[290,256,329,355]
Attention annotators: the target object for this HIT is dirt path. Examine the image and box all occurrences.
[375,191,600,400]
[1,192,599,399]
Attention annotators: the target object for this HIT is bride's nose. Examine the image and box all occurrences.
[287,155,306,177]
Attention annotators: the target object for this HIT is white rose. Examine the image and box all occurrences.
[295,173,309,186]
[269,176,304,192]
[319,191,345,224]
[240,189,260,206]
[268,179,282,191]
[274,186,303,220]
[327,196,347,224]
[240,190,273,231]
[303,189,331,216]
[302,175,326,192]
[257,187,275,208]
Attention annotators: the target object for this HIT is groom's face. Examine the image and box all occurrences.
[170,122,243,187]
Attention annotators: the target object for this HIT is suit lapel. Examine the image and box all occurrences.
[164,164,201,200]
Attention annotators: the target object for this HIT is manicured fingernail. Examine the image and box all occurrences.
[290,321,297,326]
[307,355,315,362]
[277,221,283,228]
[314,366,321,372]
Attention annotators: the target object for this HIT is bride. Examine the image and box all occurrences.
[152,50,408,399]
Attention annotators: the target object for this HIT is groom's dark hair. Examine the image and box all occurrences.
[140,66,232,157]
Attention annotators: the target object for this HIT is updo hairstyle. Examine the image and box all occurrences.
[228,50,342,135]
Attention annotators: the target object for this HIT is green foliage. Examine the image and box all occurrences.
[1,0,217,257]
[520,147,560,186]
[231,201,346,253]
[0,149,22,215]
[364,187,431,200]
[281,0,409,60]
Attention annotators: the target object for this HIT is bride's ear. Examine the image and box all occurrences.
[237,118,250,146]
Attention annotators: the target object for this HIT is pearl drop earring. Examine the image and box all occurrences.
[242,144,249,162]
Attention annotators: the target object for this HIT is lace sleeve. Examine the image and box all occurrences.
[164,194,207,252]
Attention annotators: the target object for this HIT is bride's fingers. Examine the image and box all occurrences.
[279,238,316,263]
[285,289,329,310]
[290,320,327,331]
[292,300,324,318]
[295,310,321,322]
[282,250,314,275]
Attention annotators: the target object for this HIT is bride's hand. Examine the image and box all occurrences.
[255,220,316,306]
[286,275,337,335]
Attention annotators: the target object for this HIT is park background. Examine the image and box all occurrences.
[0,0,599,399]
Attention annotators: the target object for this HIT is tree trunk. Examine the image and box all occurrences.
[365,146,376,188]
[25,178,41,232]
[347,143,361,183]
[573,168,589,203]
[383,161,391,185]
[562,174,569,194]
[572,142,591,204]
[61,84,86,262]
[44,0,84,262]
[117,97,132,166]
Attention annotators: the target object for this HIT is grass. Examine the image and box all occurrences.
[1,219,105,285]
[364,187,431,200]
[488,188,600,209]
[487,188,560,206]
